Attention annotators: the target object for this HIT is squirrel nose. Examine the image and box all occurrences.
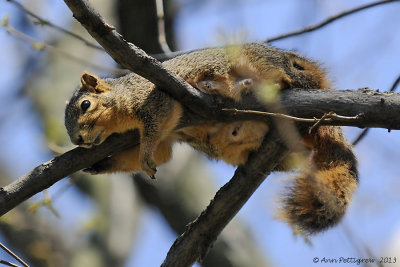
[72,134,84,145]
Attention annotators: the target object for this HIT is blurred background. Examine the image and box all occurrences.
[0,0,400,266]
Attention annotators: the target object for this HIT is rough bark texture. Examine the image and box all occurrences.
[161,128,288,266]
[63,0,208,115]
[0,130,139,217]
[1,88,400,216]
[116,1,270,266]
[2,0,400,266]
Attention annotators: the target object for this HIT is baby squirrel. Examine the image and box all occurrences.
[65,43,358,235]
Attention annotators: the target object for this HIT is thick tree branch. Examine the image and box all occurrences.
[1,1,399,265]
[352,74,400,145]
[62,0,214,116]
[2,88,400,217]
[0,130,139,217]
[161,128,288,266]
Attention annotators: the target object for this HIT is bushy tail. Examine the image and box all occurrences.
[280,126,358,235]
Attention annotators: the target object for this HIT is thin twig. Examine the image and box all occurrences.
[0,242,29,267]
[351,128,369,146]
[352,74,400,146]
[153,0,400,60]
[0,260,21,267]
[155,0,172,54]
[308,112,333,134]
[3,22,128,74]
[265,0,400,43]
[307,112,362,134]
[223,108,362,127]
[2,88,400,217]
[223,108,316,122]
[7,0,104,51]
[12,0,394,61]
[7,0,183,62]
[389,74,400,92]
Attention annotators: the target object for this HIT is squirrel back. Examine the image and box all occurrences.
[65,42,358,235]
[167,43,358,235]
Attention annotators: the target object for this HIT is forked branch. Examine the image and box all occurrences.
[1,1,400,266]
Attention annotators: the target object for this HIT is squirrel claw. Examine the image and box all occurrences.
[144,166,157,179]
[141,158,157,179]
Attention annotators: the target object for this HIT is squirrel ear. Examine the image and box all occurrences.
[280,76,292,89]
[80,72,110,93]
[81,72,98,90]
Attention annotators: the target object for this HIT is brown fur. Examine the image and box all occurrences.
[279,126,358,234]
[65,43,358,235]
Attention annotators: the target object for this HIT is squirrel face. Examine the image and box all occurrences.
[65,73,120,148]
[284,52,330,90]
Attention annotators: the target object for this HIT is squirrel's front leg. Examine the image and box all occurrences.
[84,145,142,174]
[84,137,174,175]
[139,124,163,179]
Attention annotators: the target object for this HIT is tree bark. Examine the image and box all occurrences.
[1,87,400,216]
[2,0,400,266]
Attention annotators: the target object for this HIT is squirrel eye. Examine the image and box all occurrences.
[80,100,91,112]
[293,62,305,71]
[293,62,305,70]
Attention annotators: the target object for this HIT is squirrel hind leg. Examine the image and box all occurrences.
[196,78,256,101]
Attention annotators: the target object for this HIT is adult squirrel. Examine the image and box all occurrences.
[65,43,358,235]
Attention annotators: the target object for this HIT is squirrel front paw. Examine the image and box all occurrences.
[83,157,113,174]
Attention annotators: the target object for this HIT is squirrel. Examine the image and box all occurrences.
[65,42,358,235]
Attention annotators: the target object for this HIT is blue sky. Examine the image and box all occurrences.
[1,0,400,266]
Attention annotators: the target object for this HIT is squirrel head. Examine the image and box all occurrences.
[65,72,118,148]
[284,51,330,90]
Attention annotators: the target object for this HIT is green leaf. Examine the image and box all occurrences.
[2,15,9,27]
[34,18,50,26]
[31,42,46,51]
[259,81,281,103]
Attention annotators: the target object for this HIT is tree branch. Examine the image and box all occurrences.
[62,0,213,116]
[1,88,400,217]
[352,74,400,145]
[0,130,139,217]
[0,241,29,267]
[161,128,289,266]
[2,21,128,75]
[265,0,400,43]
[150,0,400,60]
[7,0,104,51]
[1,1,399,265]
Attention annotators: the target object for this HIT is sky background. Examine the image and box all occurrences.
[1,0,400,267]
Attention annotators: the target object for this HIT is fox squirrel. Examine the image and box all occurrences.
[65,43,358,235]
